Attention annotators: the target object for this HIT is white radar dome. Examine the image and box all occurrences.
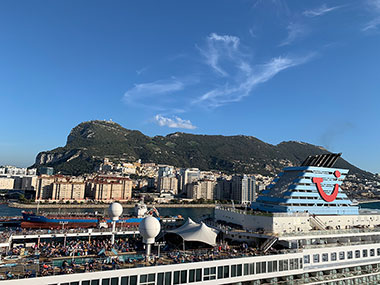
[108,202,123,221]
[139,216,161,244]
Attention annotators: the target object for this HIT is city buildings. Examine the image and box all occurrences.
[178,168,200,195]
[231,174,256,204]
[158,176,178,194]
[187,179,216,200]
[0,166,38,191]
[35,175,132,202]
[86,176,132,201]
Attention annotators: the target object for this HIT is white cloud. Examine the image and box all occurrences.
[154,114,196,129]
[193,32,315,108]
[363,0,380,31]
[199,33,241,76]
[303,4,342,17]
[279,23,308,46]
[124,79,184,101]
[194,54,314,108]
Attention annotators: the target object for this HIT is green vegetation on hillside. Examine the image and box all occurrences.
[33,120,373,178]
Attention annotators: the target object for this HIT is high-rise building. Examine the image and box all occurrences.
[158,176,178,194]
[232,175,256,204]
[215,178,233,201]
[187,179,216,200]
[179,168,200,194]
[36,175,55,200]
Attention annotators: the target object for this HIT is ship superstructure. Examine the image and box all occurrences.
[3,153,380,285]
[252,153,359,215]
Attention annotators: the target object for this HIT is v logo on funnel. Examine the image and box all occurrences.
[312,170,341,202]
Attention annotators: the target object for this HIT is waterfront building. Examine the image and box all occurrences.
[158,175,178,194]
[51,178,86,201]
[0,177,14,190]
[187,179,216,200]
[215,177,232,201]
[86,176,132,201]
[35,175,55,200]
[178,168,200,195]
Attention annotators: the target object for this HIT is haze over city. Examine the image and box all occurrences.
[1,0,380,173]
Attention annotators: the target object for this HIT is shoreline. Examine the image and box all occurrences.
[358,200,380,204]
[8,202,216,209]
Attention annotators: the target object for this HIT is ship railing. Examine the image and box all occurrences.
[0,227,141,244]
[215,206,308,217]
[303,239,380,249]
[0,247,303,281]
[279,227,380,237]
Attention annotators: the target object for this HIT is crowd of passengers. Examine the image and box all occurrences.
[4,237,140,258]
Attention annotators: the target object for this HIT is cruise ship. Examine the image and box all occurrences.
[3,153,380,285]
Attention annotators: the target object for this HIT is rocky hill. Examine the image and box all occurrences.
[34,120,374,179]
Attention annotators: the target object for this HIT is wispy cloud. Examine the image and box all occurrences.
[194,54,314,108]
[303,4,342,17]
[279,22,308,46]
[363,0,380,31]
[124,79,184,100]
[154,114,196,129]
[198,33,240,76]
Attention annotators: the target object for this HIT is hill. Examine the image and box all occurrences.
[34,120,373,179]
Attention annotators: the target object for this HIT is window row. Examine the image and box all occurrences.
[53,258,303,285]
[304,248,380,264]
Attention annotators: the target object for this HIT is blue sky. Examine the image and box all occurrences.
[1,0,380,173]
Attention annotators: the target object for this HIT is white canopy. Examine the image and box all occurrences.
[168,218,219,246]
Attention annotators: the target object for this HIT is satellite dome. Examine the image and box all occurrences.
[139,216,161,244]
[108,202,123,221]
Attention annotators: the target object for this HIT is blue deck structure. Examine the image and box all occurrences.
[251,153,359,215]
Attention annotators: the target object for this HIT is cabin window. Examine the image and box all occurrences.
[304,255,310,264]
[165,272,172,285]
[256,262,266,274]
[250,263,255,275]
[157,273,164,285]
[173,271,180,284]
[217,267,224,279]
[363,249,368,258]
[355,250,360,258]
[130,276,137,285]
[377,248,380,256]
[347,251,353,259]
[91,281,100,285]
[110,278,118,285]
[189,270,195,282]
[268,261,278,272]
[102,279,109,285]
[82,282,90,285]
[322,253,329,262]
[244,264,249,275]
[339,251,345,260]
[237,264,242,276]
[279,260,289,271]
[180,271,187,283]
[370,249,375,256]
[313,254,320,263]
[331,252,337,261]
[232,265,237,277]
[195,269,202,282]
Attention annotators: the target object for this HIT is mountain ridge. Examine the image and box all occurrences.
[34,120,373,178]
